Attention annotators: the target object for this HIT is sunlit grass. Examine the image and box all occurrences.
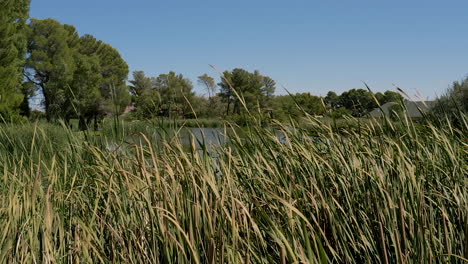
[0,112,466,263]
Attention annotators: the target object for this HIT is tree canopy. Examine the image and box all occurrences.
[0,0,30,121]
[26,18,130,128]
[197,74,217,98]
[432,76,468,126]
[1,8,462,128]
[323,88,403,118]
[129,71,195,119]
[218,69,276,115]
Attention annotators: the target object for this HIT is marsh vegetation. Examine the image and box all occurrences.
[0,112,466,263]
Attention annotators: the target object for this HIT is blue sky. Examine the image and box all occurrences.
[30,0,468,98]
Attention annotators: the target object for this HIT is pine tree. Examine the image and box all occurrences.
[0,0,30,121]
[27,19,130,125]
[26,18,77,121]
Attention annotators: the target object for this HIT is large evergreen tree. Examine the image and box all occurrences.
[129,71,161,118]
[96,43,130,116]
[197,74,217,98]
[338,89,377,117]
[0,0,30,121]
[26,18,77,121]
[26,19,130,126]
[70,51,102,129]
[154,72,194,118]
[129,71,154,97]
[218,68,276,115]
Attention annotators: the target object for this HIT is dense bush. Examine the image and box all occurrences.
[432,76,468,127]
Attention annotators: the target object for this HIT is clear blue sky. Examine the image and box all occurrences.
[30,0,468,99]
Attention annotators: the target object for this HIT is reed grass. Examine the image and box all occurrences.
[0,112,466,263]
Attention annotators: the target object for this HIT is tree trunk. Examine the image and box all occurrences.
[93,114,98,131]
[226,98,231,116]
[41,84,52,122]
[78,116,87,131]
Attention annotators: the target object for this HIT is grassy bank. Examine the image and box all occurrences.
[0,114,466,263]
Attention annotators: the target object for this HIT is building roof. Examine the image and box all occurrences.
[369,100,435,118]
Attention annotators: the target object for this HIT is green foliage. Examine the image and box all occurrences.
[96,43,130,116]
[184,95,227,120]
[384,90,404,103]
[338,88,377,117]
[26,19,130,127]
[388,103,405,120]
[130,71,195,119]
[271,93,325,120]
[155,71,194,118]
[0,0,30,121]
[27,18,78,120]
[329,107,352,118]
[133,89,161,119]
[69,52,102,129]
[323,89,403,118]
[129,70,154,97]
[324,91,339,108]
[129,71,158,118]
[218,68,276,115]
[197,73,217,98]
[126,72,408,125]
[29,109,46,120]
[374,92,385,104]
[291,92,326,116]
[432,76,468,126]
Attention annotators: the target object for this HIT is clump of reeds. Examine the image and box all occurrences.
[0,109,466,263]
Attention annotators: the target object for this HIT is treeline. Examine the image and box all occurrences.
[0,1,405,128]
[129,69,404,122]
[129,68,277,121]
[2,1,464,128]
[272,89,403,120]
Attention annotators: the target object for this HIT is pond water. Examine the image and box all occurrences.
[178,128,229,147]
[176,127,294,147]
[107,126,323,155]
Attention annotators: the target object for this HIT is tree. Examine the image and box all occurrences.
[271,95,299,120]
[130,71,154,97]
[218,68,276,115]
[324,91,340,109]
[339,89,376,117]
[129,71,161,118]
[69,52,102,129]
[26,18,77,121]
[374,92,385,105]
[95,43,130,117]
[261,76,276,97]
[75,34,130,122]
[197,74,217,98]
[0,0,30,121]
[293,93,325,116]
[19,81,35,116]
[432,76,468,127]
[133,89,161,118]
[383,90,403,103]
[271,93,325,120]
[27,19,130,127]
[154,72,194,118]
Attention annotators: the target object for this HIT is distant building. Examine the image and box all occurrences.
[369,100,435,119]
